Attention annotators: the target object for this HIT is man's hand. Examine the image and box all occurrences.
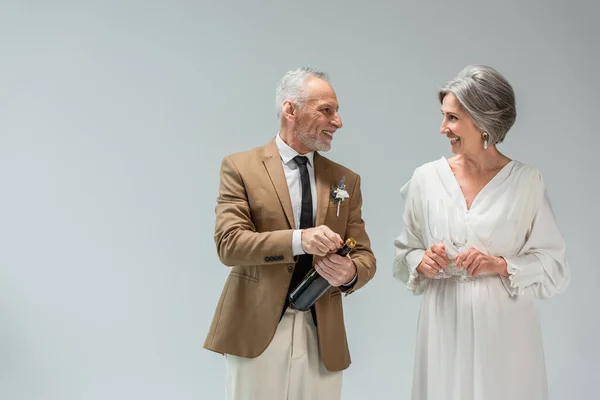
[301,225,343,257]
[315,253,357,287]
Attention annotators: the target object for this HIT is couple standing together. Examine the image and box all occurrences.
[204,65,571,400]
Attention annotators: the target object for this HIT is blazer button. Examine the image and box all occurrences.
[287,264,294,272]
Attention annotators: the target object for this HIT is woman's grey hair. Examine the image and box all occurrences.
[276,67,330,119]
[438,65,517,145]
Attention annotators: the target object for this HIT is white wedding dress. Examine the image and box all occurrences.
[393,157,570,400]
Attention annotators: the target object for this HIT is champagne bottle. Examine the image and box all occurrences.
[288,238,356,311]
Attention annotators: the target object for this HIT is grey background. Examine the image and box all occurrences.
[1,0,597,399]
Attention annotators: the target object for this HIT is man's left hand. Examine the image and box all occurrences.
[315,253,357,287]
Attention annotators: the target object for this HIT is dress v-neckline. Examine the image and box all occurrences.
[440,156,515,211]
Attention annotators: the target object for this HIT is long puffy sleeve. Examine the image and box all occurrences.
[393,169,429,295]
[501,173,571,298]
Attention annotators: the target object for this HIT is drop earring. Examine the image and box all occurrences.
[482,132,489,149]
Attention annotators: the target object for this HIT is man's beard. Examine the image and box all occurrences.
[297,129,331,152]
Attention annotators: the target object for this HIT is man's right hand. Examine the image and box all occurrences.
[301,226,343,256]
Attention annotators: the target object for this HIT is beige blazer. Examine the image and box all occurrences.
[204,138,376,371]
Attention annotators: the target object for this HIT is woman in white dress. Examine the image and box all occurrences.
[393,65,570,400]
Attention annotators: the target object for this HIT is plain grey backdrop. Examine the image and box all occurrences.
[1,0,598,399]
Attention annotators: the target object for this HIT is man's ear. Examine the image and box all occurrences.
[282,100,296,121]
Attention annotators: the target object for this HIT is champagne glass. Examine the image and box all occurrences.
[447,205,469,282]
[427,199,448,279]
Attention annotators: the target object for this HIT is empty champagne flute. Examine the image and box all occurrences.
[447,205,470,282]
[427,199,448,279]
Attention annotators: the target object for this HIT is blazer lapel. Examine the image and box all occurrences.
[314,152,331,227]
[263,139,296,229]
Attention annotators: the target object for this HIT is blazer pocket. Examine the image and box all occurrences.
[230,266,259,283]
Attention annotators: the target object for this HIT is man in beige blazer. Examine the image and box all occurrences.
[204,67,376,400]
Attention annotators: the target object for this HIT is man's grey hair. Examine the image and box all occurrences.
[276,67,330,119]
[438,65,517,145]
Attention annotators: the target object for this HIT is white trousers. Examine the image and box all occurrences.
[225,308,342,400]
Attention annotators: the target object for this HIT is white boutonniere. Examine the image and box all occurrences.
[331,176,350,217]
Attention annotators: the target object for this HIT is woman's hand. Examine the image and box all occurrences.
[416,244,447,278]
[455,248,508,277]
